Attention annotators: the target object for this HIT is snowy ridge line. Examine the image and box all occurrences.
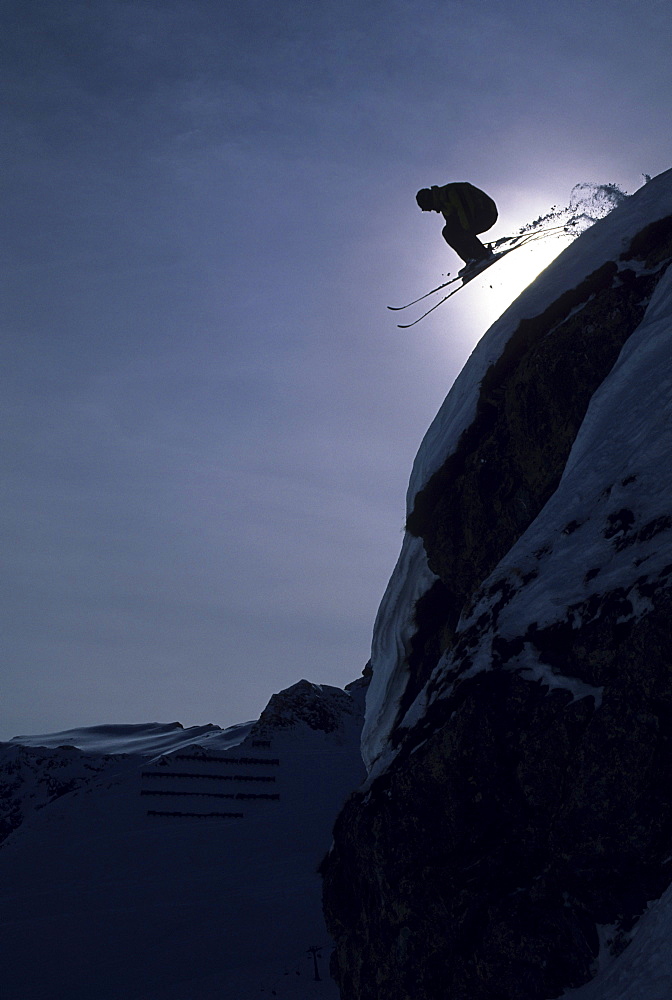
[6,720,254,756]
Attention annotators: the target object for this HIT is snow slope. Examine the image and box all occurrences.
[555,880,672,1000]
[0,681,366,1000]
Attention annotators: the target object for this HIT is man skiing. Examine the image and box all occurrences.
[416,182,498,276]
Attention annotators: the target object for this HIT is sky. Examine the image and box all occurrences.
[2,0,671,740]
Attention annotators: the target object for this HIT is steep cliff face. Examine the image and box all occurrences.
[322,169,672,1000]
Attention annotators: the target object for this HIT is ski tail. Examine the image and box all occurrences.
[387,273,460,311]
[396,284,463,327]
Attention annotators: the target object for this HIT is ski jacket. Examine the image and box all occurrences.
[430,182,498,232]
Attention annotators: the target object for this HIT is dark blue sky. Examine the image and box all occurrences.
[3,0,671,738]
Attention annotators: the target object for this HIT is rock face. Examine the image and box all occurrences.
[322,171,672,1000]
[253,678,366,737]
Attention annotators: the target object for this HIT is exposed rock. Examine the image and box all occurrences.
[252,679,363,736]
[324,591,672,999]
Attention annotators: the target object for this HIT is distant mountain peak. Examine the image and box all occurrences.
[253,678,363,734]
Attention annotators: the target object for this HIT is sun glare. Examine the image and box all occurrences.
[465,232,575,330]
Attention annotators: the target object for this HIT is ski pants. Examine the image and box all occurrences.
[442,198,498,264]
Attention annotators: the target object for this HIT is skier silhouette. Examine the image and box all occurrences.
[416,182,498,275]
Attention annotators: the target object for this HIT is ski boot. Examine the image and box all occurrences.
[458,248,495,280]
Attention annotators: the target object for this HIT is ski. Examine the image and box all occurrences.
[396,282,467,327]
[395,231,552,329]
[387,273,461,311]
[388,223,573,314]
[393,225,574,328]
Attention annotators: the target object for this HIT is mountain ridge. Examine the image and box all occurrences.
[0,679,366,999]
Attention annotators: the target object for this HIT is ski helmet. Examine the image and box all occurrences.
[416,188,434,211]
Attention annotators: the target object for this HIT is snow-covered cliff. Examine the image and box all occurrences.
[323,168,672,1000]
[364,169,672,779]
